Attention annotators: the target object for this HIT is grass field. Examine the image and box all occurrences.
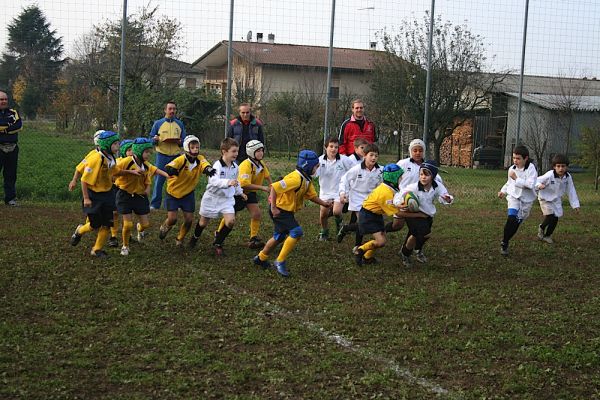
[1,124,600,399]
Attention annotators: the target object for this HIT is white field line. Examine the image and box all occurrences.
[218,280,449,396]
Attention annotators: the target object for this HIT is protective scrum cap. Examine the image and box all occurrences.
[420,160,439,180]
[93,130,106,146]
[97,131,120,153]
[183,135,200,154]
[246,140,264,159]
[119,139,134,158]
[409,138,426,154]
[132,137,154,160]
[297,149,319,175]
[382,163,404,186]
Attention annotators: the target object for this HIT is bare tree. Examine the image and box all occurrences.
[523,112,551,172]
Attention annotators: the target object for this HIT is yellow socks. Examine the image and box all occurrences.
[250,218,260,238]
[258,251,269,261]
[176,223,190,242]
[217,218,226,233]
[78,223,93,235]
[359,240,377,259]
[110,213,119,237]
[92,226,110,253]
[276,237,299,263]
[122,220,134,247]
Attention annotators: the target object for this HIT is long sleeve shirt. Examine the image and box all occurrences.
[500,162,538,203]
[536,170,580,208]
[398,181,453,217]
[0,108,23,144]
[204,159,243,199]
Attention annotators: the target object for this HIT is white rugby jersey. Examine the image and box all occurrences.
[203,159,243,199]
[315,154,354,199]
[536,170,580,208]
[339,162,383,211]
[396,157,443,190]
[346,153,363,168]
[399,181,453,217]
[500,161,538,203]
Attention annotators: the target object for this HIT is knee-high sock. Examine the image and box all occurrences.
[355,232,363,247]
[276,237,299,262]
[503,216,520,244]
[110,213,119,237]
[259,250,270,261]
[250,218,260,238]
[78,222,93,235]
[122,220,134,247]
[92,226,110,252]
[359,240,378,259]
[345,212,358,232]
[193,222,205,239]
[177,223,191,241]
[137,221,150,233]
[214,225,232,245]
[217,218,226,233]
[541,215,559,236]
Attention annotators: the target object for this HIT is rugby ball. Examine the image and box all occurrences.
[402,191,420,212]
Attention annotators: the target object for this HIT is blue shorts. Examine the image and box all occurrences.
[166,191,195,213]
[269,208,299,236]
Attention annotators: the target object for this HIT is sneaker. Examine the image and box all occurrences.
[7,199,18,207]
[214,244,224,257]
[158,224,170,240]
[401,253,412,267]
[120,246,129,256]
[90,249,109,258]
[70,224,83,246]
[537,225,545,240]
[318,232,329,242]
[353,246,365,266]
[189,235,199,248]
[136,223,145,243]
[253,255,271,270]
[542,236,554,244]
[415,250,428,264]
[107,236,119,247]
[500,242,509,256]
[175,239,183,247]
[247,236,264,249]
[336,223,347,243]
[274,260,289,277]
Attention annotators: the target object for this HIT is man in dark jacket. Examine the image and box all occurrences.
[0,91,23,206]
[227,103,264,162]
[338,99,377,156]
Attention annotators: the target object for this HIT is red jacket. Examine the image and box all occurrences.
[338,115,377,155]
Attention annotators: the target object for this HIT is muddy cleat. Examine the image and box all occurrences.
[336,223,347,243]
[274,260,289,277]
[90,249,109,258]
[415,250,428,264]
[175,239,183,247]
[253,255,271,270]
[136,223,146,243]
[247,236,264,249]
[318,232,329,241]
[500,242,509,256]
[70,224,83,246]
[542,236,554,244]
[7,199,18,207]
[120,246,129,256]
[353,246,365,266]
[107,236,119,247]
[158,224,170,240]
[189,235,199,249]
[537,225,545,240]
[214,244,224,257]
[401,253,412,267]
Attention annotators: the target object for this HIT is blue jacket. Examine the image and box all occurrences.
[226,115,264,161]
[149,117,186,156]
[0,108,23,144]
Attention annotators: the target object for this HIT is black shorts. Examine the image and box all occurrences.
[358,208,385,235]
[83,189,115,228]
[245,191,258,204]
[269,208,299,235]
[116,189,150,215]
[405,216,433,238]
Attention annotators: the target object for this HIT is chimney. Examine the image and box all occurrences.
[369,41,377,50]
[257,33,263,43]
[268,33,275,44]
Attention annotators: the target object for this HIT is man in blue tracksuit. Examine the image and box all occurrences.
[149,101,186,209]
[0,91,23,206]
[227,103,264,163]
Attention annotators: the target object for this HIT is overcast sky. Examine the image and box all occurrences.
[2,0,600,77]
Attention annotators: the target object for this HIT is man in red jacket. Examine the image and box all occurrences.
[338,99,377,156]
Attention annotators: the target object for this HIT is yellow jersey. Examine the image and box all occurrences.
[75,149,97,175]
[238,158,270,193]
[362,183,399,216]
[165,154,211,198]
[80,150,119,193]
[114,156,158,195]
[272,170,317,213]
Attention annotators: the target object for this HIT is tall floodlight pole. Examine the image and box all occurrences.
[323,0,337,145]
[225,0,235,137]
[117,0,128,134]
[515,0,530,146]
[422,0,435,152]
